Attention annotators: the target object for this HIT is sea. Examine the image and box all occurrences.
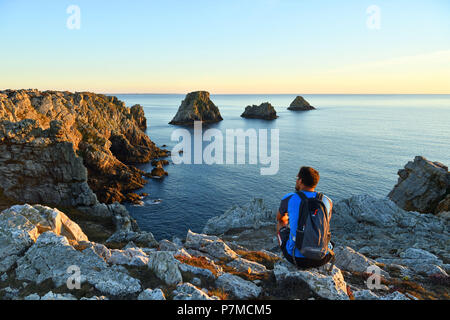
[112,94,450,241]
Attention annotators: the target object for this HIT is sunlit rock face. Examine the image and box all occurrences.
[169,91,223,125]
[388,156,450,215]
[0,89,166,204]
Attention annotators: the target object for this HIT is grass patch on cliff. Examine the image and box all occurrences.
[235,250,281,270]
[345,271,450,300]
[175,255,221,277]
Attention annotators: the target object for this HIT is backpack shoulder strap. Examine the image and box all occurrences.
[295,191,310,230]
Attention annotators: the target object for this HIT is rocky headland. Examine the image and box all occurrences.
[0,90,169,205]
[288,96,315,111]
[241,102,278,120]
[0,156,448,300]
[169,91,223,126]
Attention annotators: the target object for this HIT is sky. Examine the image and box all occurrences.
[0,0,449,94]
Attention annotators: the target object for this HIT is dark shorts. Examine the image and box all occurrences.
[278,227,333,269]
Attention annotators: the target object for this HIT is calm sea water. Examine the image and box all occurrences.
[113,94,450,241]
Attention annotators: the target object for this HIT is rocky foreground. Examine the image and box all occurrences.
[0,156,448,300]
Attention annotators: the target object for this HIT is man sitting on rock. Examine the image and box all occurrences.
[276,166,334,269]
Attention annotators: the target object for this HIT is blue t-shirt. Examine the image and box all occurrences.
[279,191,333,258]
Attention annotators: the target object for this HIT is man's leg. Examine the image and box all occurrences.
[278,227,295,264]
[294,252,333,269]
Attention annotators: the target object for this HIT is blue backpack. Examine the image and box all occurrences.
[292,191,334,263]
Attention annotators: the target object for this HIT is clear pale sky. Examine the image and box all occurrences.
[0,0,449,94]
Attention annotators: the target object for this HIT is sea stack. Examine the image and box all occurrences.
[169,91,223,125]
[288,96,316,111]
[240,102,278,120]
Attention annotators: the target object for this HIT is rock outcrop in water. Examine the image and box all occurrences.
[169,91,223,125]
[388,156,449,215]
[288,96,315,111]
[241,102,278,120]
[0,89,167,204]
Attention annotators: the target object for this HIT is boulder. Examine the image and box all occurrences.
[0,208,39,272]
[287,96,316,111]
[334,246,380,274]
[185,230,238,260]
[202,198,275,235]
[241,102,278,120]
[377,248,447,277]
[169,91,223,125]
[0,204,88,272]
[107,247,149,267]
[226,257,268,275]
[41,291,77,301]
[173,283,216,300]
[150,166,168,178]
[15,232,141,296]
[106,230,158,249]
[388,156,449,214]
[273,260,349,300]
[138,288,166,300]
[215,273,262,299]
[147,251,183,285]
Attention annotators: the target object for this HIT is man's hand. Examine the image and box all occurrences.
[276,210,289,232]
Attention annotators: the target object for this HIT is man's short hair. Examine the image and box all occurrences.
[298,166,320,188]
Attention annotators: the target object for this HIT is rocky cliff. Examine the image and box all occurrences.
[169,91,223,125]
[241,102,278,120]
[0,89,167,204]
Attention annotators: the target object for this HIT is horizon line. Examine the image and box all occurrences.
[102,92,450,96]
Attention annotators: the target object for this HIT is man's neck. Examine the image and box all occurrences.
[300,187,315,193]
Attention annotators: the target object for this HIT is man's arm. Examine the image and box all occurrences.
[276,194,291,233]
[276,210,289,233]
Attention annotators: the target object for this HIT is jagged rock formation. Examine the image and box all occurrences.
[0,120,97,207]
[288,96,316,111]
[0,89,166,204]
[202,198,275,235]
[169,91,223,125]
[388,156,449,215]
[241,102,278,120]
[332,195,449,268]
